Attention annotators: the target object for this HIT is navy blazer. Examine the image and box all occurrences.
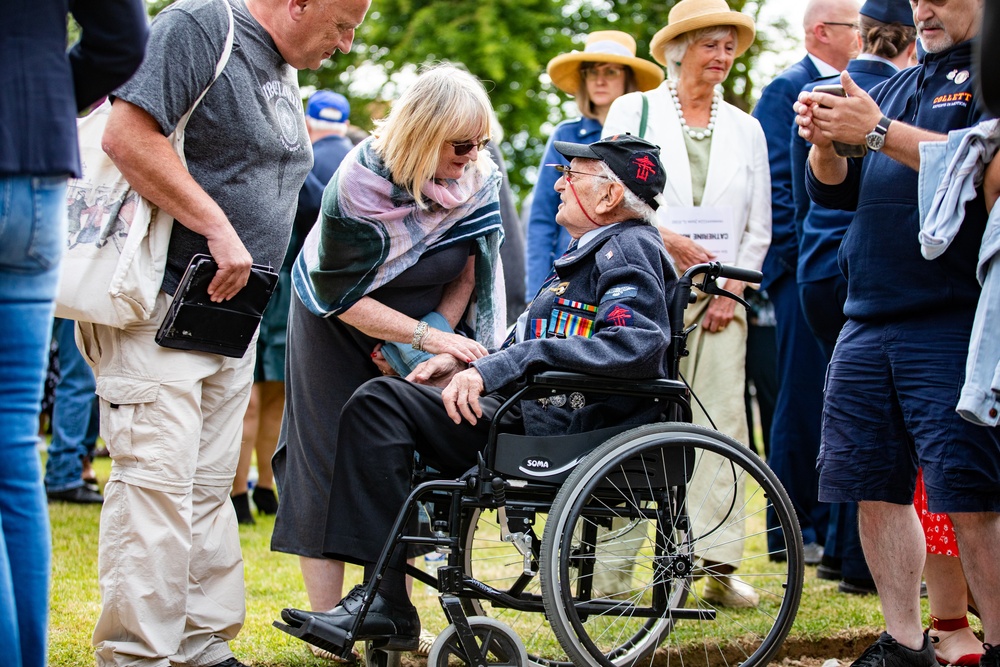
[1,0,148,176]
[791,58,899,284]
[752,55,821,289]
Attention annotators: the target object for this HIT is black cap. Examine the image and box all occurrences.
[554,134,666,210]
[859,0,914,26]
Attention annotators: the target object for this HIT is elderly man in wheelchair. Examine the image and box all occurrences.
[276,135,803,667]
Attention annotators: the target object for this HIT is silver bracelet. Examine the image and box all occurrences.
[411,320,430,351]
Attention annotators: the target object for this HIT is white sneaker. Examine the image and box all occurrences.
[414,629,437,657]
[703,575,760,608]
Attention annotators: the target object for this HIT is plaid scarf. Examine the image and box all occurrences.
[293,137,505,346]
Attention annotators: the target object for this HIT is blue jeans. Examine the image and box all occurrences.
[45,318,100,492]
[0,174,67,667]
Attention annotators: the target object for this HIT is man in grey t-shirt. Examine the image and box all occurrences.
[80,1,370,666]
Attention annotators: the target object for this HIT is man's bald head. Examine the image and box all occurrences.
[803,0,862,69]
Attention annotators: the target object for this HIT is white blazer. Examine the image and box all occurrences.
[603,83,772,274]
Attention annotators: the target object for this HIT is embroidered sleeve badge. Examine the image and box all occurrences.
[605,304,634,327]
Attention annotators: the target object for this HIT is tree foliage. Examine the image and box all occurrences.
[145,0,789,202]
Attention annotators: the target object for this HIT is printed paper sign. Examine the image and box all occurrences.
[664,206,738,264]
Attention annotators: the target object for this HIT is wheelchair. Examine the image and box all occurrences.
[275,262,805,667]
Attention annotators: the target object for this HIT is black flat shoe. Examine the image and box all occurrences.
[47,485,103,504]
[839,577,878,595]
[277,585,420,653]
[231,493,255,525]
[252,486,278,515]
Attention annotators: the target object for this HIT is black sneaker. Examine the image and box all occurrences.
[851,632,936,667]
[207,658,250,667]
[981,644,1000,667]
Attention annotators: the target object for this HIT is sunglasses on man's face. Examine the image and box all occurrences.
[449,138,490,156]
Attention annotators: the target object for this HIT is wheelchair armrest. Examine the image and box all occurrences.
[526,370,688,400]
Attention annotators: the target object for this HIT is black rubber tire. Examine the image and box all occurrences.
[540,423,803,667]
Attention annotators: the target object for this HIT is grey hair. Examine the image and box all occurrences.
[595,161,658,225]
[662,26,738,79]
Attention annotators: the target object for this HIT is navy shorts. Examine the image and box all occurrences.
[818,313,1000,513]
[253,270,291,383]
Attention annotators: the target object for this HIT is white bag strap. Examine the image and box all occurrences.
[172,0,235,163]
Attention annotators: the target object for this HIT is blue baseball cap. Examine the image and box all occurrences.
[307,91,350,123]
[860,0,914,26]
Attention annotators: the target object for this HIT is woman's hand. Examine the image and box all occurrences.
[370,343,399,377]
[700,280,744,333]
[421,328,489,363]
[660,228,715,273]
[442,367,486,425]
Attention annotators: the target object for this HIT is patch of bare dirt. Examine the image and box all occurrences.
[395,629,882,667]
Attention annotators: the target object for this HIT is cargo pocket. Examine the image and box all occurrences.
[96,376,160,469]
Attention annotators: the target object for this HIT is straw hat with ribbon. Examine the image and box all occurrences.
[547,30,664,95]
[650,0,756,65]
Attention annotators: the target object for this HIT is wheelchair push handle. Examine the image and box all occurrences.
[668,262,763,372]
[681,261,763,286]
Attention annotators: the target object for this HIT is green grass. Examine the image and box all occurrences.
[47,456,933,667]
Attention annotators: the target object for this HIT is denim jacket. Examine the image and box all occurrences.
[918,120,1000,426]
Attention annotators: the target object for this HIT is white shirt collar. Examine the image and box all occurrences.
[807,53,841,78]
[576,222,620,250]
[856,53,900,71]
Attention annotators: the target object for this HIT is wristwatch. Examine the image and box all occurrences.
[865,115,892,152]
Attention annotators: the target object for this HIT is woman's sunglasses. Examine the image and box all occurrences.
[450,138,490,156]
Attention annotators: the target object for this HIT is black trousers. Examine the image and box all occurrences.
[321,377,520,565]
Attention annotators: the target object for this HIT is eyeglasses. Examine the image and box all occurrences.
[581,66,625,81]
[823,21,859,30]
[449,138,490,156]
[547,164,614,183]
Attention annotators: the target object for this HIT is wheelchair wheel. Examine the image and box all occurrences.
[426,616,528,667]
[460,504,687,665]
[540,423,803,667]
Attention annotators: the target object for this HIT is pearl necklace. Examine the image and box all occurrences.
[668,81,720,141]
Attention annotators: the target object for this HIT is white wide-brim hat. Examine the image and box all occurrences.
[650,0,756,65]
[547,30,665,95]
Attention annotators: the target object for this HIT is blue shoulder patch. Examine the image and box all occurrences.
[600,284,639,303]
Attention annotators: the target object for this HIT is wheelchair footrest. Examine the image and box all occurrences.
[273,618,420,655]
[273,619,354,659]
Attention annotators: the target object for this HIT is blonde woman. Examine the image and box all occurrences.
[271,64,505,659]
[525,30,663,298]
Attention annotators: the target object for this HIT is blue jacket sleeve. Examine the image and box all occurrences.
[69,0,148,111]
[525,128,570,300]
[753,76,802,265]
[805,157,862,211]
[789,113,811,247]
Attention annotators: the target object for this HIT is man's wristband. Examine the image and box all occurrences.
[412,320,430,351]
